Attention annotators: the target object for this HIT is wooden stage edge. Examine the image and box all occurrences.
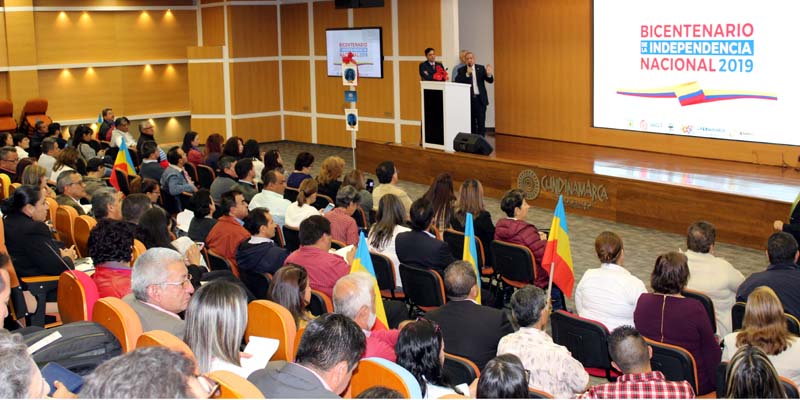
[355,135,800,250]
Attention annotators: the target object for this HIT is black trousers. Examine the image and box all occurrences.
[470,96,487,136]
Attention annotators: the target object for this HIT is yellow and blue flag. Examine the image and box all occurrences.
[541,195,575,298]
[463,212,482,304]
[109,139,137,191]
[350,231,388,329]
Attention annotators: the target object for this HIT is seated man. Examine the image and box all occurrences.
[55,170,87,216]
[123,247,195,337]
[206,189,251,261]
[232,158,258,202]
[737,231,800,319]
[497,285,588,398]
[83,158,108,200]
[284,215,354,298]
[138,141,165,182]
[236,207,288,276]
[426,261,513,370]
[0,146,19,181]
[160,146,197,208]
[333,272,400,362]
[249,169,291,227]
[581,326,696,399]
[325,185,361,246]
[0,329,56,398]
[110,116,136,149]
[121,193,153,226]
[38,138,59,180]
[249,313,366,398]
[91,187,124,221]
[371,161,412,215]
[396,197,455,275]
[210,156,238,203]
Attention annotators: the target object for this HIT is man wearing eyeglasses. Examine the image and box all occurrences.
[123,247,195,337]
[0,146,19,181]
[55,171,87,216]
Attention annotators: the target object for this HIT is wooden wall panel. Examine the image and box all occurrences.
[353,4,392,56]
[351,61,393,119]
[191,117,228,139]
[282,60,311,112]
[356,121,393,143]
[233,116,281,142]
[312,1,348,57]
[0,13,8,67]
[5,10,37,66]
[228,5,278,58]
[38,68,123,120]
[284,115,311,143]
[397,0,441,56]
[188,63,225,114]
[7,71,39,118]
[34,0,193,6]
[314,60,345,116]
[316,117,351,147]
[201,6,225,47]
[114,10,197,60]
[399,61,422,120]
[0,73,9,100]
[401,124,421,146]
[280,3,309,56]
[121,64,189,116]
[230,61,280,115]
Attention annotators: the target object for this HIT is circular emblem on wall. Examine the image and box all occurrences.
[517,169,540,200]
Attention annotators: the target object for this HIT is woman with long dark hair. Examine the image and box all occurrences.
[395,319,468,398]
[267,264,313,329]
[72,124,103,161]
[181,131,203,165]
[187,189,217,243]
[450,179,494,260]
[724,345,787,398]
[422,172,456,232]
[476,354,530,399]
[222,136,244,160]
[263,149,283,172]
[368,194,409,288]
[135,207,204,268]
[287,152,314,188]
[203,133,224,170]
[242,139,265,184]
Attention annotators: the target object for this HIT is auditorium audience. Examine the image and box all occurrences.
[634,251,721,395]
[722,286,800,385]
[206,189,250,261]
[316,155,345,200]
[396,198,455,274]
[51,147,79,181]
[427,261,513,369]
[368,194,411,287]
[2,185,75,277]
[13,133,30,159]
[683,221,744,336]
[136,121,167,166]
[135,207,203,269]
[285,178,322,228]
[210,156,238,203]
[450,179,494,261]
[139,141,165,182]
[121,193,152,226]
[55,170,87,215]
[203,133,224,170]
[333,272,400,361]
[284,215,354,297]
[91,188,123,221]
[110,116,136,149]
[268,264,314,329]
[475,354,529,399]
[372,160,412,215]
[263,148,283,173]
[29,123,47,159]
[242,139,265,183]
[140,178,161,204]
[581,326,696,399]
[160,146,197,203]
[38,138,59,179]
[184,279,254,377]
[344,169,373,214]
[0,147,19,182]
[575,231,646,331]
[724,345,787,399]
[96,108,114,141]
[20,164,55,199]
[737,232,800,320]
[249,169,291,227]
[326,185,361,246]
[248,313,366,398]
[80,346,214,399]
[423,172,456,232]
[181,131,203,166]
[123,247,194,337]
[497,285,588,398]
[72,124,103,161]
[287,151,314,188]
[395,319,469,398]
[88,219,134,298]
[49,122,66,149]
[232,158,257,202]
[236,207,288,276]
[83,159,107,199]
[187,189,217,243]
[222,136,244,160]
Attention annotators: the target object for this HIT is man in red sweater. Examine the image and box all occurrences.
[284,215,354,297]
[206,189,250,261]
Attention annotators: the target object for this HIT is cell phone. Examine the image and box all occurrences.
[195,242,205,250]
[323,203,335,213]
[366,178,375,193]
[41,362,83,396]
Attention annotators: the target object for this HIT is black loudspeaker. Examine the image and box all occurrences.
[453,132,494,155]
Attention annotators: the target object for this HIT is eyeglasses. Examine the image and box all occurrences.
[158,277,191,288]
[196,374,221,398]
[1,157,18,164]
[68,180,85,186]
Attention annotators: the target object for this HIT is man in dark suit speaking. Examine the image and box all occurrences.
[419,47,444,81]
[455,51,494,136]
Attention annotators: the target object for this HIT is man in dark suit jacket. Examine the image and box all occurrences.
[736,232,800,319]
[419,47,445,81]
[249,314,366,398]
[425,260,514,370]
[396,197,455,275]
[454,51,494,136]
[138,141,165,182]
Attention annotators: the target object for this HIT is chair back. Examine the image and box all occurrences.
[399,263,446,312]
[57,270,99,323]
[45,196,58,225]
[246,300,297,361]
[788,314,800,335]
[550,310,617,380]
[239,269,270,300]
[0,173,10,200]
[443,229,485,269]
[75,157,87,176]
[350,358,423,399]
[184,162,199,183]
[20,98,52,134]
[0,99,16,132]
[282,225,300,253]
[273,225,285,247]
[92,297,143,353]
[646,338,699,393]
[113,168,131,195]
[309,289,333,316]
[55,205,79,248]
[312,193,333,210]
[132,239,147,263]
[136,330,197,364]
[73,215,97,258]
[196,164,216,189]
[682,288,717,334]
[370,252,396,292]
[491,240,537,287]
[528,388,555,398]
[352,206,369,230]
[207,249,238,276]
[283,186,299,202]
[207,370,265,399]
[443,353,480,388]
[781,376,800,398]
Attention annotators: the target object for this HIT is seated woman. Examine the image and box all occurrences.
[267,264,314,329]
[242,140,265,184]
[634,251,721,395]
[203,133,224,171]
[722,286,800,386]
[222,136,244,160]
[724,345,787,398]
[2,185,76,279]
[423,172,456,233]
[395,319,469,399]
[287,151,314,188]
[325,185,361,246]
[476,354,529,399]
[316,156,345,200]
[368,194,410,288]
[284,178,322,228]
[181,131,203,166]
[343,169,373,215]
[50,147,81,183]
[450,179,494,261]
[574,231,647,331]
[187,189,217,243]
[72,124,104,161]
[184,279,255,378]
[88,219,134,298]
[13,133,30,159]
[135,207,204,268]
[20,164,55,199]
[263,148,283,173]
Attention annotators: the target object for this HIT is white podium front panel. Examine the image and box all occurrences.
[420,81,471,152]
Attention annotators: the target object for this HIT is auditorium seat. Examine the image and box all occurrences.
[732,301,800,334]
[184,162,199,184]
[399,263,446,313]
[273,225,285,248]
[246,300,296,362]
[0,100,16,133]
[444,352,480,387]
[528,388,555,398]
[309,289,333,316]
[195,164,216,189]
[132,239,147,263]
[93,297,143,353]
[350,357,422,398]
[18,98,52,135]
[136,330,197,366]
[45,196,58,227]
[370,251,403,300]
[550,310,620,381]
[283,186,299,203]
[645,338,699,394]
[207,249,238,277]
[55,205,79,249]
[352,206,369,231]
[207,370,265,399]
[312,193,333,210]
[282,225,300,253]
[443,229,495,282]
[57,270,99,323]
[491,239,537,288]
[330,239,346,250]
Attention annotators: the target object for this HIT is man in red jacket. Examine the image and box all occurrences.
[206,189,250,261]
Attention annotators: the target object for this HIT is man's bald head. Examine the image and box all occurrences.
[608,326,651,374]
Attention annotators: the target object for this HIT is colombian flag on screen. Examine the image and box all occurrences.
[462,212,481,305]
[109,140,137,191]
[350,232,388,329]
[541,195,575,298]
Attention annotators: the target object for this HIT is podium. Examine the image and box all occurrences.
[420,81,471,152]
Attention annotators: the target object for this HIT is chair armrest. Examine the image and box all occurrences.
[20,275,60,284]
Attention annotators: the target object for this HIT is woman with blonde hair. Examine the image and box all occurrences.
[316,156,345,200]
[450,179,494,260]
[724,345,787,398]
[21,164,55,199]
[722,286,800,385]
[423,172,455,232]
[284,178,321,228]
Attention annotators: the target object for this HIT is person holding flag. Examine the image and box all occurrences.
[541,195,575,311]
[109,138,137,192]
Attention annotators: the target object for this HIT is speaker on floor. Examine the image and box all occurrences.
[453,132,494,155]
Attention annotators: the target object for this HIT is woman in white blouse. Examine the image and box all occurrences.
[396,319,469,399]
[368,194,410,288]
[574,231,647,331]
[284,178,322,228]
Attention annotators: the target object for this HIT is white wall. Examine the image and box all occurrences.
[458,0,495,129]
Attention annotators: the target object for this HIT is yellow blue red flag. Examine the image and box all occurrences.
[462,212,482,304]
[350,231,388,328]
[109,139,137,191]
[541,195,575,298]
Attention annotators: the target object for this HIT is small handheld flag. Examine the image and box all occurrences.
[462,212,481,304]
[109,140,137,191]
[350,232,388,329]
[541,195,575,298]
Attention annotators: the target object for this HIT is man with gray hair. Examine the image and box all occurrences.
[333,272,399,362]
[497,285,588,398]
[0,330,50,398]
[123,247,195,337]
[55,171,87,215]
[91,187,123,221]
[325,185,361,245]
[0,146,19,181]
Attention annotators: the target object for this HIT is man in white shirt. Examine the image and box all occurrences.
[249,169,291,227]
[371,161,412,216]
[38,137,59,180]
[683,221,744,337]
[110,117,136,149]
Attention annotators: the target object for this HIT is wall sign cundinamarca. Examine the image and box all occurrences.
[517,169,609,210]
